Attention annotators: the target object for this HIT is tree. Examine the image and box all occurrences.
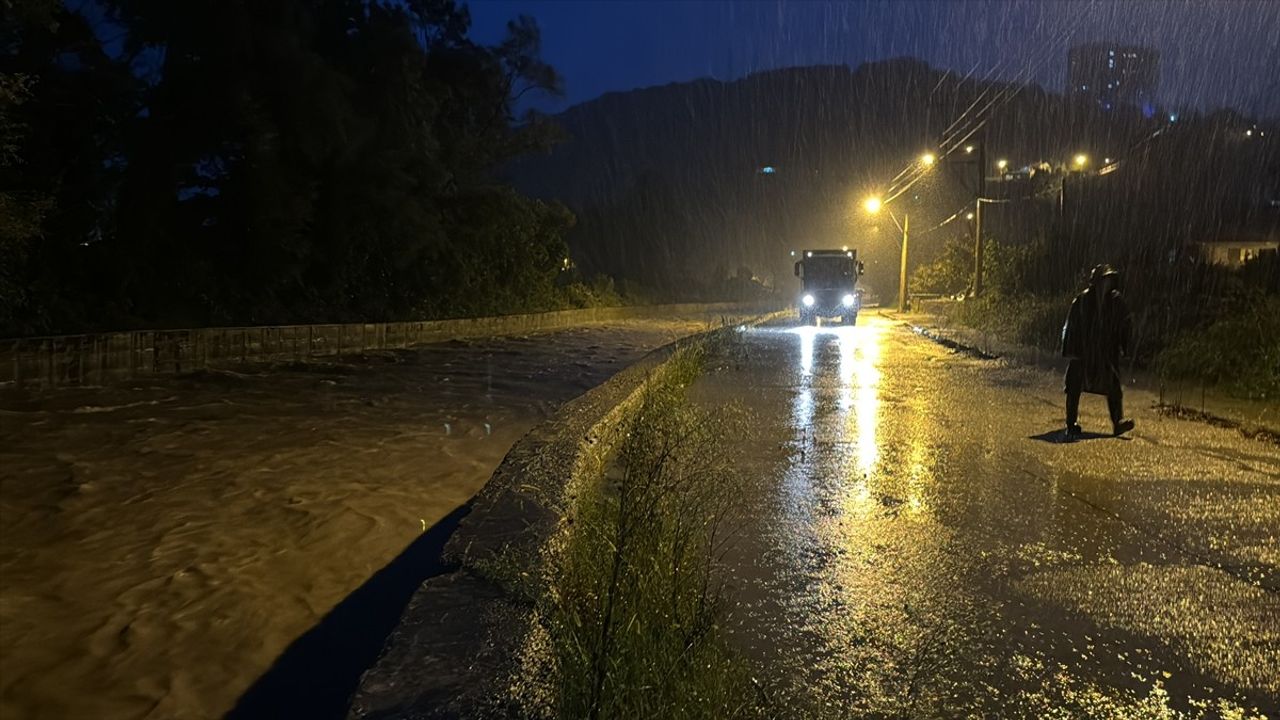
[0,0,576,334]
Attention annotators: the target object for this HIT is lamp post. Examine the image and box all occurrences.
[863,195,911,313]
[864,153,936,313]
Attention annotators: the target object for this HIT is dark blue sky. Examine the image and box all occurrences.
[467,0,1280,117]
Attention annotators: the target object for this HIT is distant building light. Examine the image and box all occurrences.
[1246,129,1253,137]
[760,165,776,174]
[1169,112,1179,123]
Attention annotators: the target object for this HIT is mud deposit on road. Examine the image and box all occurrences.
[696,317,1279,718]
[0,320,709,720]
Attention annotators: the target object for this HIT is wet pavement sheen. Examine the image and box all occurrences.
[695,315,1279,717]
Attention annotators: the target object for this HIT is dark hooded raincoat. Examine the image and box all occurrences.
[1061,286,1132,396]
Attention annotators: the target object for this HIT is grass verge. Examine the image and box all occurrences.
[542,341,763,719]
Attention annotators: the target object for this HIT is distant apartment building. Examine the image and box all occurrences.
[1068,43,1159,113]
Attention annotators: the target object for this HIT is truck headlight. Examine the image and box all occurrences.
[802,294,815,307]
[842,294,856,307]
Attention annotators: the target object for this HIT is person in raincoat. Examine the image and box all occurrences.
[1061,264,1135,436]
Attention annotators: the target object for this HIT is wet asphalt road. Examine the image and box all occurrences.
[695,315,1279,717]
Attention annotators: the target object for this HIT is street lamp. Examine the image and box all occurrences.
[920,152,937,167]
[996,159,1008,172]
[863,194,913,313]
[1073,153,1088,169]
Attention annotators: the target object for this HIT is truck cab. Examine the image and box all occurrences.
[794,249,865,325]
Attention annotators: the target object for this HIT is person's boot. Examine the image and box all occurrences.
[1066,393,1081,436]
[1107,392,1131,436]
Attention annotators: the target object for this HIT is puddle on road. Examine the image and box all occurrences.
[694,317,1278,718]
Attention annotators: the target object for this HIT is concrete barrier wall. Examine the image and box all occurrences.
[345,310,786,719]
[0,302,781,388]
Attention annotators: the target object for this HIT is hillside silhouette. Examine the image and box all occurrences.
[511,58,1276,299]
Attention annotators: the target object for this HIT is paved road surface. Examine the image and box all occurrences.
[695,315,1278,717]
[0,319,714,720]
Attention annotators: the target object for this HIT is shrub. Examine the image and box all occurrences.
[1156,293,1280,400]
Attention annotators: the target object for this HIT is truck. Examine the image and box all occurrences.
[793,248,865,325]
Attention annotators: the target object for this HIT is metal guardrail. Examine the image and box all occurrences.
[0,302,780,388]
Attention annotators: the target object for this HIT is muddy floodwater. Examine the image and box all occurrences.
[0,320,711,720]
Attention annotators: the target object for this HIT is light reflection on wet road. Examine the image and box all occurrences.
[698,315,1279,717]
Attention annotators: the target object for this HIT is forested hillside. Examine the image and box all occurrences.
[510,58,1276,299]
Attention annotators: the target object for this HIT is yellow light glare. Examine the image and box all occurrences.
[920,152,936,166]
[1074,153,1088,167]
[996,159,1008,171]
[863,196,882,214]
[965,212,975,220]
[964,145,974,154]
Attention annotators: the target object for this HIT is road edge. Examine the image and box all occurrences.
[880,309,1280,443]
[345,309,788,719]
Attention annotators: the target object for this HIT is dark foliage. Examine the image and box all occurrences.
[1,0,578,335]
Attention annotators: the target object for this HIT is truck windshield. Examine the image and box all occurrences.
[804,258,853,287]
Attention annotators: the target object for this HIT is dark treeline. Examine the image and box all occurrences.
[1,0,594,337]
[5,8,1277,341]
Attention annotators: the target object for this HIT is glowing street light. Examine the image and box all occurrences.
[920,152,937,166]
[996,159,1008,172]
[862,194,912,312]
[964,145,974,154]
[965,212,975,220]
[1073,153,1089,169]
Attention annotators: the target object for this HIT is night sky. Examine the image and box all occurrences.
[467,0,1280,118]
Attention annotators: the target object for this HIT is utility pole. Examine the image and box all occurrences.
[973,141,988,297]
[898,213,910,313]
[973,200,985,297]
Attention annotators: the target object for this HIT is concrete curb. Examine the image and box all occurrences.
[345,309,788,719]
